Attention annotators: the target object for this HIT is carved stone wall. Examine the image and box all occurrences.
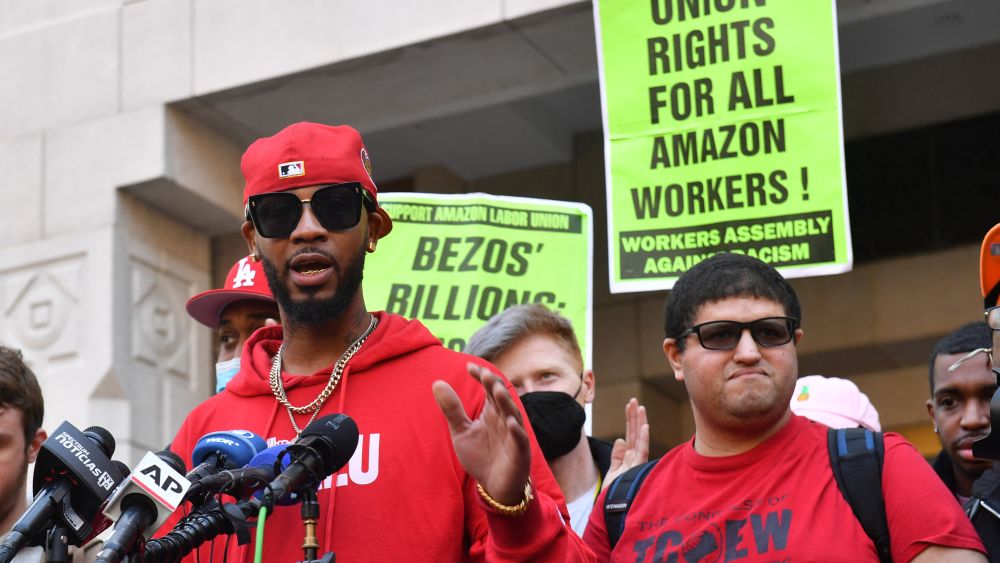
[2,255,84,366]
[112,194,213,463]
[0,229,116,452]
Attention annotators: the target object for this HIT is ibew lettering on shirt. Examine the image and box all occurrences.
[629,508,792,562]
[265,433,380,490]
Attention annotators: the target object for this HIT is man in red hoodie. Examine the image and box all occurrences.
[164,122,594,562]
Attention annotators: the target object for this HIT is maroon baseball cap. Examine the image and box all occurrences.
[240,122,392,237]
[186,256,275,329]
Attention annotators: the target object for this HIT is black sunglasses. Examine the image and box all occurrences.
[246,182,376,239]
[679,317,799,351]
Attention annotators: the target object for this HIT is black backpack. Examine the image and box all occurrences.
[603,427,891,563]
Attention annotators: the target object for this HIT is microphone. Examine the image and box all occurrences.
[184,445,310,505]
[261,414,359,508]
[0,422,124,563]
[144,417,357,562]
[141,498,260,563]
[94,450,191,563]
[248,445,307,505]
[186,429,267,484]
[182,444,283,502]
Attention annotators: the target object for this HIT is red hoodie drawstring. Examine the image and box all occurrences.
[264,400,280,443]
[235,384,283,563]
[323,364,350,553]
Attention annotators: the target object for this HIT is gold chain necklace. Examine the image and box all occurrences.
[269,315,378,435]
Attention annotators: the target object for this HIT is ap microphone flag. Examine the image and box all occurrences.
[103,451,191,532]
[96,451,190,563]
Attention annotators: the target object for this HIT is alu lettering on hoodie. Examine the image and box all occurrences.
[265,433,380,490]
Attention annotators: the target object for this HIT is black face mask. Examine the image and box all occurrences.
[520,378,586,460]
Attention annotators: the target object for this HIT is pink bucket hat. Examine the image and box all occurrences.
[791,375,881,432]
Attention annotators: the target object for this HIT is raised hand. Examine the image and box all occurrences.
[433,363,532,505]
[602,398,650,491]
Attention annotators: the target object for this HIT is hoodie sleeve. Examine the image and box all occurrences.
[463,363,597,562]
[475,488,596,561]
[582,486,613,562]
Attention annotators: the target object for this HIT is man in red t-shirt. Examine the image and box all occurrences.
[584,253,986,562]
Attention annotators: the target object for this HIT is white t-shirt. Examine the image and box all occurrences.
[567,484,598,537]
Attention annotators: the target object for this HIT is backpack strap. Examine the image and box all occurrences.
[603,459,659,550]
[827,427,892,563]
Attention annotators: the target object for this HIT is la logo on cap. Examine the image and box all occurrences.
[232,257,256,288]
[279,161,305,179]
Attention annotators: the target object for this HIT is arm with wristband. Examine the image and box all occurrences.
[434,362,596,562]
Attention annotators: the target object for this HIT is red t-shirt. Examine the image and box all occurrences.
[584,415,984,562]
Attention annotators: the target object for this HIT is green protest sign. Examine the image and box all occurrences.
[595,0,852,292]
[366,193,593,364]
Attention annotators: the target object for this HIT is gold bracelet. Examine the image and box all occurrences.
[476,479,534,517]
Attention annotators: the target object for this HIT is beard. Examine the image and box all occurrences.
[261,245,365,329]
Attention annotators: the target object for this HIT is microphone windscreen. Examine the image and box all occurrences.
[299,414,359,476]
[191,430,267,469]
[83,426,116,457]
[248,445,302,506]
[156,450,187,474]
[247,445,291,473]
[112,461,131,482]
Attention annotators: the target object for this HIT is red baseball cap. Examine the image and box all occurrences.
[186,256,276,329]
[240,122,392,237]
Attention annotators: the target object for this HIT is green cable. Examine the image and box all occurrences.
[254,504,268,563]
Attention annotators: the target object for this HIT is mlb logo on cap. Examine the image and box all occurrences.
[279,161,305,179]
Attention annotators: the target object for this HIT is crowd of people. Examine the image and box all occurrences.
[0,120,998,562]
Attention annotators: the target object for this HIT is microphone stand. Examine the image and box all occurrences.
[295,488,334,563]
[300,489,319,562]
[44,525,70,563]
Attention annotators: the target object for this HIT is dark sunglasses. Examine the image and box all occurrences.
[679,317,799,350]
[246,182,376,239]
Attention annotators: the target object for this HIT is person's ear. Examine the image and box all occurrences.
[664,338,684,381]
[27,428,46,464]
[581,369,596,404]
[365,212,384,253]
[242,221,259,261]
[793,328,804,345]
